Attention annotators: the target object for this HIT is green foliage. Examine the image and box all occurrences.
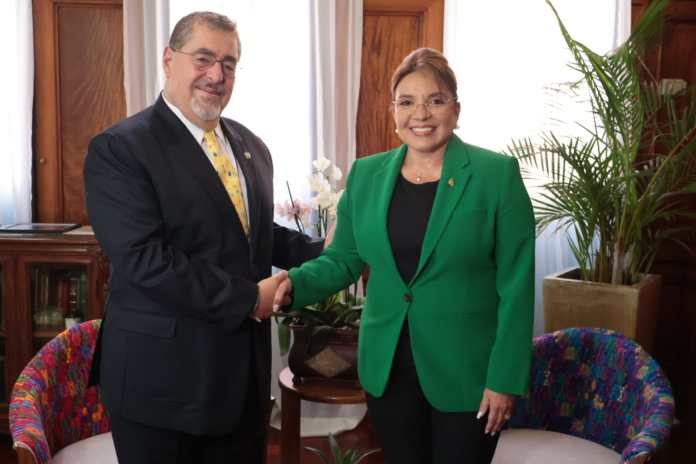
[274,286,364,356]
[508,0,696,285]
[305,433,380,464]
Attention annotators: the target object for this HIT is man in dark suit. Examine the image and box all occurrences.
[84,11,323,463]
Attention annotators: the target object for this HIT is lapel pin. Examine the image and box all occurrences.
[448,177,455,187]
[244,151,252,159]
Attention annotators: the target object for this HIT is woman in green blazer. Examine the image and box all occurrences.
[275,48,535,463]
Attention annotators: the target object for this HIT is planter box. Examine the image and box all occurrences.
[288,325,359,385]
[543,268,662,353]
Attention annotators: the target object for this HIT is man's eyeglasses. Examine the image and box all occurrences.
[393,96,456,113]
[171,48,238,77]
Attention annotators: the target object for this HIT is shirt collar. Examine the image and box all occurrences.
[162,91,224,144]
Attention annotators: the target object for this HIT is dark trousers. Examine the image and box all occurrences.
[110,354,266,463]
[366,324,499,464]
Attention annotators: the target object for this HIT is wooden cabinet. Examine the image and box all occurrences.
[0,228,108,433]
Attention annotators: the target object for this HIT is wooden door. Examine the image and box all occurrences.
[33,0,126,224]
[357,0,444,158]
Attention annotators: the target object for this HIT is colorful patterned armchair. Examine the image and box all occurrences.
[9,319,112,464]
[494,328,674,464]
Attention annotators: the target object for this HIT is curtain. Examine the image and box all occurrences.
[123,0,169,115]
[311,0,363,180]
[444,0,631,335]
[0,0,33,225]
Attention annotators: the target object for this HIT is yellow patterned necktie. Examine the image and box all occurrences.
[203,130,249,236]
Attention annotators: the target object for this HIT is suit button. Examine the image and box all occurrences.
[404,294,413,303]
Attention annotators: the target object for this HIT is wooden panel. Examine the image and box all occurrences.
[633,0,696,425]
[657,17,696,81]
[58,4,125,223]
[358,14,420,157]
[33,0,126,224]
[357,0,444,158]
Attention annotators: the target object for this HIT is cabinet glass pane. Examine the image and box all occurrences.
[29,264,88,333]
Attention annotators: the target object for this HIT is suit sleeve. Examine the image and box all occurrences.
[241,126,324,270]
[485,156,535,395]
[288,162,365,307]
[272,223,324,269]
[84,132,258,330]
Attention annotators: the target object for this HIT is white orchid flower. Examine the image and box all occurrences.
[332,189,344,206]
[312,156,331,173]
[308,173,331,194]
[329,165,343,182]
[325,190,344,219]
[312,190,334,209]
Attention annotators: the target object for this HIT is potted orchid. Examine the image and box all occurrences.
[274,156,363,383]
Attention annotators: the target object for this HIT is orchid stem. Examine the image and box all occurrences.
[286,181,305,234]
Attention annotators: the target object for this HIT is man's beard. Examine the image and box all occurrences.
[191,79,225,121]
[191,96,222,121]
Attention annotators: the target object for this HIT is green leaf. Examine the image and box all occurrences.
[278,321,291,356]
[304,446,330,464]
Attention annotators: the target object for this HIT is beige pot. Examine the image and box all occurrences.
[543,268,662,353]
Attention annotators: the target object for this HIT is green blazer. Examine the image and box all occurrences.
[289,135,535,411]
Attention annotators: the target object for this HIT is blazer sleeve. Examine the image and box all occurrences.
[84,132,258,330]
[485,156,535,395]
[288,162,365,307]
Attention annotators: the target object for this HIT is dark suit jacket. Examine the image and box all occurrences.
[84,96,322,435]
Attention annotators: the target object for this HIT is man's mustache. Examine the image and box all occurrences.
[195,79,225,96]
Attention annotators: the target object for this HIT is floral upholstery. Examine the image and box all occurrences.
[9,319,109,464]
[509,328,674,463]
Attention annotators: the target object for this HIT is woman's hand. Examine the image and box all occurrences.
[272,274,293,311]
[478,388,515,435]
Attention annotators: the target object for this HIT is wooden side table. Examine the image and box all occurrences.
[278,367,365,464]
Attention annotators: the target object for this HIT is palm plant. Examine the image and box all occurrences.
[305,433,380,464]
[508,0,696,285]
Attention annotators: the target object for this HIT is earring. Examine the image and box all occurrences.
[394,128,399,134]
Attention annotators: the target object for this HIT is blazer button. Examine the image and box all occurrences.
[403,294,413,303]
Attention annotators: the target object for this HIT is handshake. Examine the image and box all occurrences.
[250,270,294,320]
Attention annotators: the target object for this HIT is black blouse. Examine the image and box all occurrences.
[387,174,439,284]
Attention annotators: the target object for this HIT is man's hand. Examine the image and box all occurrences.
[251,271,288,320]
[478,388,515,435]
[273,274,293,309]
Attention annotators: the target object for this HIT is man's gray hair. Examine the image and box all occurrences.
[169,11,241,56]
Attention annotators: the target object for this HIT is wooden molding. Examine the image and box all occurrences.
[364,0,443,50]
[33,0,61,222]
